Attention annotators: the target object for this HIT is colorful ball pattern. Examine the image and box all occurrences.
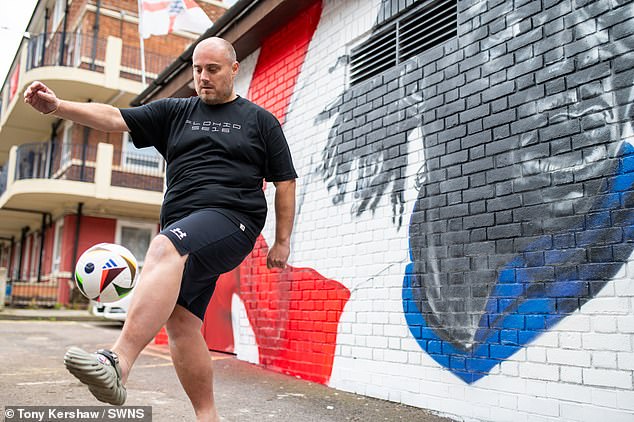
[74,243,138,303]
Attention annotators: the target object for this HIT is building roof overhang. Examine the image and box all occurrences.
[131,0,315,106]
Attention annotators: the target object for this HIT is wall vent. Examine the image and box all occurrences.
[350,0,457,85]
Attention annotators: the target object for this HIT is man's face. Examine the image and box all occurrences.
[192,45,238,105]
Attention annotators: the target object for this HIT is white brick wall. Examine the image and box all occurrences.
[231,0,634,421]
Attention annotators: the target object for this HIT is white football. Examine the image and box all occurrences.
[74,243,138,303]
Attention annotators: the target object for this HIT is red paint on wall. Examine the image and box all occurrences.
[202,269,239,352]
[237,0,351,384]
[240,237,350,383]
[247,1,323,123]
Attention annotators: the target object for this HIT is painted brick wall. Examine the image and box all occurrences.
[232,0,634,421]
[238,1,352,384]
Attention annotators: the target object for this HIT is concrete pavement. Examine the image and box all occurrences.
[0,309,453,422]
[0,307,104,321]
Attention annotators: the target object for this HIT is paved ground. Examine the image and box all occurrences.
[0,314,453,422]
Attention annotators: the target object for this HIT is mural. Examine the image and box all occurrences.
[315,0,634,382]
[238,0,351,384]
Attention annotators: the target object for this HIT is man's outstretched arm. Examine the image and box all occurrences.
[24,81,129,133]
[267,179,296,269]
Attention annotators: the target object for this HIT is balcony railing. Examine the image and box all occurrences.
[25,32,172,83]
[15,141,97,182]
[26,32,106,72]
[121,43,175,83]
[12,141,165,192]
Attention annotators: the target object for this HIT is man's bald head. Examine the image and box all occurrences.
[192,37,239,105]
[193,37,237,65]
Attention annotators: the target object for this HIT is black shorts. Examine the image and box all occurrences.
[161,208,256,320]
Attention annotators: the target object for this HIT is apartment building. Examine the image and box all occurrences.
[0,0,228,307]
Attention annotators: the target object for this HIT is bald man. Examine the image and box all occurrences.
[24,37,297,421]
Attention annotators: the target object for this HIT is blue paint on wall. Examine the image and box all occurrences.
[403,142,634,383]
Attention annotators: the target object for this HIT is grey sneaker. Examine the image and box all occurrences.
[64,347,127,405]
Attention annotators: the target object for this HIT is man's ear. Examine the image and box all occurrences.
[232,61,240,76]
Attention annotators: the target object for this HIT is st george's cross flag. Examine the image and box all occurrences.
[140,0,212,39]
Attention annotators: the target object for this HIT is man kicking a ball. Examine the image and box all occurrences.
[23,37,297,422]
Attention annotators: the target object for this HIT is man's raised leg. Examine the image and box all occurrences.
[65,234,187,404]
[112,234,188,382]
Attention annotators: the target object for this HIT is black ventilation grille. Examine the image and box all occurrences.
[350,0,457,85]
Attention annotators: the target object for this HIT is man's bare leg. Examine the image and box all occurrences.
[111,234,188,383]
[166,305,219,422]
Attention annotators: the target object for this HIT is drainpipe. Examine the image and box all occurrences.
[71,203,83,278]
[59,0,69,66]
[80,100,92,181]
[48,121,62,178]
[119,10,125,38]
[80,124,90,181]
[36,213,52,283]
[91,0,101,70]
[43,8,49,64]
[17,227,29,281]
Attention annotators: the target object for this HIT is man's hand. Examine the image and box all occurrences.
[24,81,60,115]
[267,241,290,269]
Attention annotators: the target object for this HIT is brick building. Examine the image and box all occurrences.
[0,0,229,308]
[137,0,634,420]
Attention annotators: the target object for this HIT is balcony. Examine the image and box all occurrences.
[0,141,165,239]
[0,32,176,159]
[24,32,173,84]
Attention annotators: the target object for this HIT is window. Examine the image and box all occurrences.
[121,132,163,171]
[61,121,73,167]
[52,0,66,32]
[116,220,157,271]
[349,0,457,85]
[66,27,82,68]
[52,219,64,273]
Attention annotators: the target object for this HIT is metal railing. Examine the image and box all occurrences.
[26,32,107,71]
[112,147,166,192]
[25,32,172,84]
[15,142,97,182]
[7,278,61,308]
[120,44,175,83]
[14,142,165,191]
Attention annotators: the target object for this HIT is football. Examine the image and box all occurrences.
[74,243,138,303]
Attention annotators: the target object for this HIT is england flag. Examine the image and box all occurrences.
[140,0,212,39]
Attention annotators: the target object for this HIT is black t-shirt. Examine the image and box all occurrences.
[119,96,297,240]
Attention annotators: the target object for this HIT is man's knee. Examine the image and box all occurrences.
[145,234,185,264]
[166,305,202,339]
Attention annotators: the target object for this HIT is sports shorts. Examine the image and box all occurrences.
[161,208,256,320]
